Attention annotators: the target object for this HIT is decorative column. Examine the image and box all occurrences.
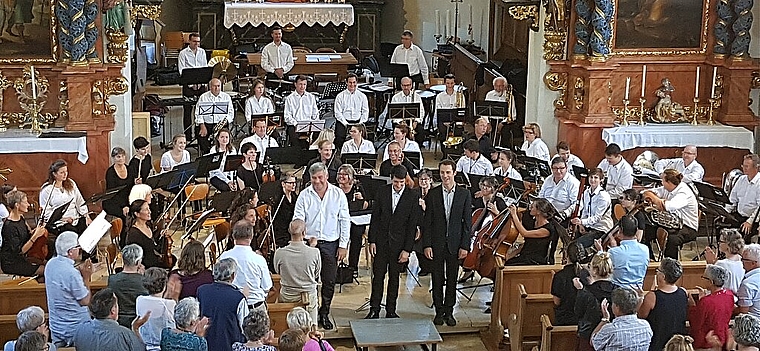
[589,0,613,60]
[56,0,100,65]
[573,0,592,57]
[730,0,753,59]
[714,0,734,56]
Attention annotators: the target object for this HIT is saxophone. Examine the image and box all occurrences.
[208,118,229,144]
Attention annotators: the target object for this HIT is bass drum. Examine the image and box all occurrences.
[723,169,743,196]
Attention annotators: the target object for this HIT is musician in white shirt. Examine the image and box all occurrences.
[333,73,369,150]
[244,79,275,130]
[553,141,585,178]
[390,30,430,87]
[520,123,551,162]
[570,168,613,236]
[435,74,459,143]
[597,143,634,198]
[260,26,294,80]
[340,124,376,154]
[284,75,319,147]
[456,139,494,176]
[538,157,580,220]
[386,77,426,143]
[195,78,235,155]
[293,162,351,330]
[382,123,423,169]
[240,119,279,164]
[207,129,239,192]
[643,169,699,259]
[493,149,522,181]
[485,77,518,147]
[729,154,760,241]
[653,145,704,184]
[178,33,208,141]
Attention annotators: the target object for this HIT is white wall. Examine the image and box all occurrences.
[109,35,134,157]
[525,7,559,149]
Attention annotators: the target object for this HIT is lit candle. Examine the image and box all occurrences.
[695,66,700,99]
[641,65,646,97]
[711,66,717,99]
[30,65,36,100]
[446,10,451,37]
[625,77,630,100]
[436,10,441,35]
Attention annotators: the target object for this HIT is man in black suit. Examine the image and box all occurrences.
[422,159,472,326]
[366,165,420,319]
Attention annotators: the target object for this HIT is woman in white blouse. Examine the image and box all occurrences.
[493,149,522,180]
[208,128,238,192]
[340,124,376,154]
[244,79,275,132]
[520,123,550,162]
[40,159,92,236]
[382,122,423,168]
[160,134,191,173]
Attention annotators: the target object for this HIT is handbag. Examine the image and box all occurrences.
[336,262,354,285]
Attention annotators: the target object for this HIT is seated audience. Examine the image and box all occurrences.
[44,231,92,347]
[274,220,321,324]
[1,190,46,278]
[108,244,148,328]
[286,307,335,351]
[737,243,760,317]
[73,288,147,350]
[136,267,177,351]
[218,220,273,310]
[574,252,614,351]
[160,297,209,351]
[197,258,249,351]
[706,228,746,294]
[14,331,47,351]
[638,258,688,351]
[688,264,735,351]
[729,313,760,351]
[551,244,581,326]
[3,306,55,351]
[232,309,276,351]
[278,329,306,351]
[591,287,653,351]
[605,215,649,288]
[167,240,214,300]
[662,335,695,351]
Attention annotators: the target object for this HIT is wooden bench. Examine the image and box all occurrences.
[507,284,556,351]
[267,274,281,303]
[268,292,309,337]
[0,279,108,315]
[538,314,578,351]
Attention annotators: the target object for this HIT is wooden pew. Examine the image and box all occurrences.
[0,279,108,315]
[507,284,556,351]
[268,292,309,337]
[267,274,281,303]
[539,314,578,351]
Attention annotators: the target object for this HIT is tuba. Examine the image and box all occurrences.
[641,191,682,230]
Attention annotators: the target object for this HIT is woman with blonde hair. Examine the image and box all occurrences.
[160,134,190,173]
[573,251,614,351]
[663,335,694,351]
[520,123,550,162]
[309,128,335,150]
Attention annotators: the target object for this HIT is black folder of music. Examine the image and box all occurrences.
[195,151,225,178]
[388,103,421,124]
[87,185,128,204]
[179,66,214,86]
[342,153,378,170]
[46,200,73,229]
[223,155,245,172]
[265,146,302,165]
[474,100,509,121]
[404,152,422,171]
[437,108,467,125]
[693,181,737,223]
[517,154,551,182]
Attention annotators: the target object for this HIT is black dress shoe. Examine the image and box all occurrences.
[385,312,400,318]
[433,314,445,325]
[418,270,431,277]
[364,311,380,319]
[319,315,334,330]
[445,314,457,326]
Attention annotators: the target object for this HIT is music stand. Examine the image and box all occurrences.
[46,200,73,229]
[380,63,410,89]
[195,152,225,178]
[265,146,302,165]
[693,181,731,204]
[168,162,198,190]
[223,155,245,172]
[388,103,421,126]
[296,120,325,144]
[258,182,282,205]
[296,150,320,169]
[87,185,127,204]
[404,152,422,171]
[209,191,240,214]
[197,102,229,116]
[342,153,378,170]
[466,173,485,197]
[454,173,470,187]
[474,100,508,120]
[146,171,177,191]
[572,166,590,180]
[355,175,391,203]
[183,210,217,242]
[437,108,467,138]
[518,155,551,183]
[179,67,214,86]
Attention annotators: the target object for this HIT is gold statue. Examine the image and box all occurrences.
[653,78,685,123]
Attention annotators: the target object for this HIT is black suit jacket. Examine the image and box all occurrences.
[422,185,472,255]
[369,185,420,253]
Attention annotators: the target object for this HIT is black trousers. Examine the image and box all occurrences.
[334,121,348,151]
[370,246,404,313]
[663,226,698,259]
[720,214,751,243]
[317,239,339,316]
[182,85,206,140]
[431,248,460,315]
[348,224,366,271]
[196,122,215,155]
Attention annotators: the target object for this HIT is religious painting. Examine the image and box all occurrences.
[613,0,708,54]
[0,0,56,63]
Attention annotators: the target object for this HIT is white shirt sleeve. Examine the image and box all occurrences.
[284,94,296,126]
[415,45,430,84]
[283,45,295,73]
[261,44,274,73]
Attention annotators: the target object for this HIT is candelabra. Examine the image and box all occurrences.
[638,97,647,125]
[435,34,442,43]
[707,98,719,125]
[621,99,631,125]
[15,65,49,135]
[690,98,700,125]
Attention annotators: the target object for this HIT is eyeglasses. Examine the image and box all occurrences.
[741,258,757,262]
[551,167,566,171]
[338,173,350,176]
[284,181,297,185]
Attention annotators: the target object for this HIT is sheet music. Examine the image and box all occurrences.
[79,211,112,254]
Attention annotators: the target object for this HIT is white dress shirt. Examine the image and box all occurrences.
[390,44,429,84]
[494,165,522,181]
[284,91,319,126]
[552,154,585,177]
[538,172,581,218]
[729,172,760,218]
[219,245,273,306]
[521,138,551,162]
[244,96,275,122]
[177,46,207,74]
[39,180,88,224]
[435,91,457,110]
[654,158,705,184]
[160,150,191,172]
[650,182,699,230]
[194,91,234,125]
[390,91,425,123]
[456,154,494,176]
[240,134,279,163]
[334,89,369,126]
[293,184,351,248]
[260,41,295,74]
[597,157,634,198]
[579,186,614,232]
[392,186,405,213]
[341,139,376,154]
[208,146,238,184]
[484,89,517,120]
[382,140,423,169]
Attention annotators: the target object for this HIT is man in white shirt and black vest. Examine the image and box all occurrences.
[333,73,368,150]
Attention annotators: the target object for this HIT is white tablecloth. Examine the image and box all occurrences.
[224,3,354,28]
[0,129,89,164]
[601,123,754,151]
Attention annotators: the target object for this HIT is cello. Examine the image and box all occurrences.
[463,178,511,270]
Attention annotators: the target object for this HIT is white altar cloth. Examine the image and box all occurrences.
[601,123,754,151]
[224,3,354,28]
[0,129,89,164]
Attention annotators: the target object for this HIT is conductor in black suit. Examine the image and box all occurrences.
[422,159,472,326]
[366,165,421,319]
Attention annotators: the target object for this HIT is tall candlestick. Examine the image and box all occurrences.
[446,10,451,37]
[625,77,630,100]
[469,4,473,26]
[30,66,36,100]
[641,65,646,97]
[711,66,717,99]
[436,10,441,35]
[694,66,700,99]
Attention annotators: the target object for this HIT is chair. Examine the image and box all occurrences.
[613,203,626,221]
[292,46,312,54]
[362,56,380,74]
[110,218,123,248]
[153,159,162,174]
[315,47,336,53]
[214,221,230,250]
[105,243,119,275]
[208,242,217,266]
[162,31,186,67]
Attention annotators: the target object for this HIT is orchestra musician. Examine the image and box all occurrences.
[340,124,376,155]
[241,119,279,164]
[415,169,434,276]
[569,168,613,239]
[0,190,46,279]
[284,75,319,147]
[178,33,208,141]
[471,117,497,161]
[485,77,518,149]
[726,154,760,243]
[243,79,275,133]
[505,198,560,265]
[207,128,239,192]
[597,143,634,199]
[333,73,369,150]
[160,134,190,173]
[304,140,340,185]
[390,30,430,88]
[40,159,92,249]
[642,169,699,259]
[653,145,704,184]
[521,123,551,163]
[538,157,581,222]
[123,199,174,269]
[619,189,648,241]
[382,122,423,169]
[235,142,263,191]
[422,160,472,327]
[553,141,585,178]
[293,162,351,330]
[379,142,416,187]
[455,139,494,176]
[366,165,420,319]
[272,174,299,249]
[336,164,369,276]
[493,149,522,181]
[435,74,459,137]
[102,147,134,221]
[459,176,508,282]
[261,26,295,81]
[388,77,426,144]
[128,136,151,185]
[195,78,234,155]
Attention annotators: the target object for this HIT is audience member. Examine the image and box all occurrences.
[737,243,760,317]
[706,228,746,294]
[591,287,653,351]
[14,331,46,351]
[688,264,734,351]
[197,258,249,351]
[232,309,276,351]
[286,307,335,351]
[108,244,148,327]
[638,258,688,351]
[550,244,581,326]
[663,335,695,351]
[160,297,209,351]
[219,220,273,310]
[44,231,92,347]
[136,267,177,351]
[73,288,147,350]
[3,306,55,351]
[166,240,214,300]
[729,313,760,351]
[273,220,321,324]
[605,215,649,288]
[277,329,306,351]
[574,252,614,351]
